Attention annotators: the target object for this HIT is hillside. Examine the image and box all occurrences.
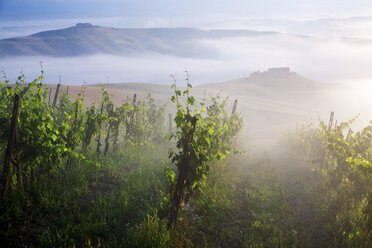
[41,67,366,146]
[0,23,283,57]
[83,68,357,145]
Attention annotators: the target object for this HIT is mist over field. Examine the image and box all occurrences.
[1,12,372,89]
[1,30,372,84]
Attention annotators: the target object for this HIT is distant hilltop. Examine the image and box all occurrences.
[0,25,281,57]
[250,67,296,79]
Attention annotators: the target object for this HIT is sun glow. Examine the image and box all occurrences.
[354,80,372,107]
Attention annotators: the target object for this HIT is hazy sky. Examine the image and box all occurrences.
[1,0,372,23]
[1,0,372,39]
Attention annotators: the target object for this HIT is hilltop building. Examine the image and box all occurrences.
[250,67,294,79]
[76,23,93,28]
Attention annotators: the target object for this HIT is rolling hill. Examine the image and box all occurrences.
[77,68,359,146]
[42,66,369,147]
[0,23,284,57]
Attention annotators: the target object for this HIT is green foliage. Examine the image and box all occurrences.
[310,119,372,247]
[0,70,370,248]
[167,72,242,227]
[0,72,170,247]
[82,104,100,151]
[275,118,372,247]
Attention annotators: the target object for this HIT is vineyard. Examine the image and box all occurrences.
[0,72,371,247]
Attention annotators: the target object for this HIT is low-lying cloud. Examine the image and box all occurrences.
[1,32,371,85]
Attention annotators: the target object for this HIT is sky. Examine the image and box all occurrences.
[1,0,372,39]
[0,0,371,40]
[1,0,372,26]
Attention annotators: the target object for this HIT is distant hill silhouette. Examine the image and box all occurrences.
[0,23,281,57]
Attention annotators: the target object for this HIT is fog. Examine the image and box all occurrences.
[1,33,372,85]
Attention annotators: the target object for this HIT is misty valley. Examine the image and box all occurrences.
[0,10,371,248]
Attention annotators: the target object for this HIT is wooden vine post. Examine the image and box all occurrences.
[231,99,238,115]
[48,88,53,105]
[1,94,20,197]
[96,101,105,156]
[328,111,334,132]
[52,83,61,107]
